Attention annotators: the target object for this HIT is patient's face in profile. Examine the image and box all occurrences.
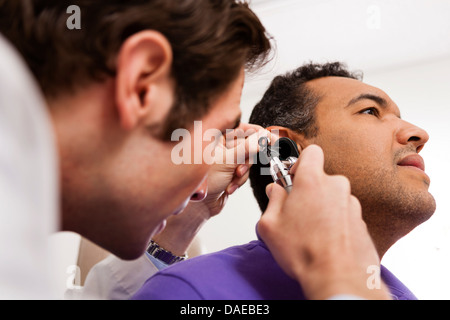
[303,76,436,247]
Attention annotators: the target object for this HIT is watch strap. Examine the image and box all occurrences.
[146,240,187,265]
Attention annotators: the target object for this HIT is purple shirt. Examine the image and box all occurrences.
[132,239,417,300]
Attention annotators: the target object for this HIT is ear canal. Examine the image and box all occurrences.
[139,89,146,105]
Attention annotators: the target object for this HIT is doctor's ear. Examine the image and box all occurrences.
[266,126,305,153]
[115,30,174,131]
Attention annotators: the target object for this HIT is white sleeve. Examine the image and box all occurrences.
[73,254,159,300]
[0,35,59,299]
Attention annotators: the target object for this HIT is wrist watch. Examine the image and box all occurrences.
[146,240,188,265]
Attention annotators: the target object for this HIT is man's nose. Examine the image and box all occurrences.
[190,178,208,202]
[396,120,430,153]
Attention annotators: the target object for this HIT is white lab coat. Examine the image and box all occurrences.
[71,254,159,300]
[71,236,207,300]
[0,35,59,299]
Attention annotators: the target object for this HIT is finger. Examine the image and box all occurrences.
[226,165,250,195]
[236,122,263,132]
[225,123,280,150]
[291,144,325,178]
[349,195,363,219]
[263,183,288,218]
[267,131,281,146]
[236,164,250,178]
[223,125,283,167]
[227,171,250,195]
[236,123,281,145]
[249,128,283,157]
[223,129,267,164]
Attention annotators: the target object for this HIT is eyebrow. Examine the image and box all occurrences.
[346,93,388,109]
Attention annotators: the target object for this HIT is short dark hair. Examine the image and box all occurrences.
[249,62,362,212]
[0,0,272,138]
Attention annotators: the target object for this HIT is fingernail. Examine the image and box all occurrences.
[239,165,249,176]
[266,184,273,198]
[227,184,238,195]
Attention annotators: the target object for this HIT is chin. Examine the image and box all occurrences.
[399,189,437,227]
[419,191,437,222]
[90,231,149,261]
[110,242,147,261]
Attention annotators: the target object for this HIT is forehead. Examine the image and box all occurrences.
[204,69,245,125]
[307,76,399,113]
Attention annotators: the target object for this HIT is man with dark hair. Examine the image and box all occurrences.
[132,62,434,300]
[0,0,270,139]
[0,0,271,262]
[0,0,276,298]
[250,62,435,262]
[249,62,362,211]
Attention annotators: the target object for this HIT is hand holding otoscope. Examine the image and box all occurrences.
[256,138,390,300]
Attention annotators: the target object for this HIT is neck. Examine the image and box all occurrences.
[47,81,119,232]
[363,210,418,260]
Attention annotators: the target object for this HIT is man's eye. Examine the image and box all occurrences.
[360,107,379,117]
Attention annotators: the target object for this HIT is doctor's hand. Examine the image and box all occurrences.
[257,145,391,300]
[152,124,277,256]
[190,123,278,218]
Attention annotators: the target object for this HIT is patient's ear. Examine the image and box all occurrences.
[266,126,308,153]
[115,30,174,131]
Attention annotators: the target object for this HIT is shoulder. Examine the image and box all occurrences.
[160,240,269,276]
[380,265,418,300]
[132,241,271,300]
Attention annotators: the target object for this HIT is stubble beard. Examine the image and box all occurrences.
[326,161,436,257]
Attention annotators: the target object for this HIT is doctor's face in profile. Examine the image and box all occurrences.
[143,70,245,237]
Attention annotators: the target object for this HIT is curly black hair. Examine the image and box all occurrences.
[249,61,363,212]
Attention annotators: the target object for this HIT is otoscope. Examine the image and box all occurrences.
[258,137,300,193]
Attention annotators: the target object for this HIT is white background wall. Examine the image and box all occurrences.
[365,58,450,299]
[49,0,450,299]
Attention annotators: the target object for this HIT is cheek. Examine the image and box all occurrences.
[316,129,392,177]
[169,163,210,196]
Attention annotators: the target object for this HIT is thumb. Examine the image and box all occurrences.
[264,183,288,218]
[290,144,325,179]
[257,183,289,250]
